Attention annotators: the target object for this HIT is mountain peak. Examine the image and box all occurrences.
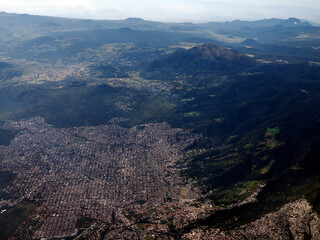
[124,17,145,22]
[188,44,245,62]
[144,44,254,79]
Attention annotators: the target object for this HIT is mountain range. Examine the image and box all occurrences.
[0,11,319,240]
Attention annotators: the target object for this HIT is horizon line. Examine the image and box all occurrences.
[1,10,319,25]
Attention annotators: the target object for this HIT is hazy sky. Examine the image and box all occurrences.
[1,0,320,23]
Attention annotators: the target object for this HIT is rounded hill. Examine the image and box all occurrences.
[143,44,255,79]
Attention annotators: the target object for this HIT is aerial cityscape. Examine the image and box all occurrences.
[0,2,320,239]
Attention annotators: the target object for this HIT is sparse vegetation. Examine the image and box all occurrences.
[184,111,200,117]
[0,201,38,240]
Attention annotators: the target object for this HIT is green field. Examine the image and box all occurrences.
[184,111,200,117]
[209,181,262,206]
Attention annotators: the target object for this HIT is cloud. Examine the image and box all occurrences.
[0,0,319,23]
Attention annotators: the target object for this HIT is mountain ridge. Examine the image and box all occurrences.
[144,43,255,78]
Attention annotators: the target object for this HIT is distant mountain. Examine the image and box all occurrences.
[144,44,255,78]
[203,18,311,30]
[124,17,146,23]
[199,18,319,44]
[0,62,22,81]
[241,38,259,46]
[0,11,67,28]
[301,19,320,27]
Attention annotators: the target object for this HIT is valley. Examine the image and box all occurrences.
[0,12,320,239]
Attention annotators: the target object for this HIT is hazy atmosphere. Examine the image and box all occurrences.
[1,0,320,239]
[1,0,320,23]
